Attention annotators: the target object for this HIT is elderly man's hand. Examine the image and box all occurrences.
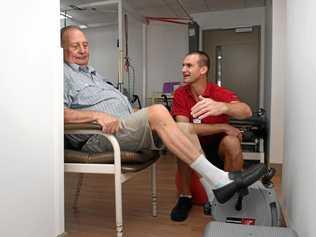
[94,112,121,134]
[191,95,228,119]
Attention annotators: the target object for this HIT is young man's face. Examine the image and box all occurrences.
[63,29,89,66]
[182,54,206,84]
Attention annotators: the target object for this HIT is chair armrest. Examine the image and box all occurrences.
[64,123,161,174]
[64,123,122,172]
[65,122,102,131]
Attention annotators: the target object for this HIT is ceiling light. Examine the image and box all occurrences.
[60,12,73,19]
[235,27,253,33]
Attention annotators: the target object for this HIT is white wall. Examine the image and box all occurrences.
[0,0,64,236]
[146,22,188,99]
[263,0,287,165]
[85,20,188,103]
[123,16,144,101]
[84,26,119,85]
[282,0,316,236]
[192,7,265,30]
[85,15,144,103]
[86,20,188,103]
[264,0,273,162]
[270,0,286,165]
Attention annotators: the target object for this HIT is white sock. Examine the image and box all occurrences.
[179,194,192,199]
[190,154,232,189]
[200,177,215,202]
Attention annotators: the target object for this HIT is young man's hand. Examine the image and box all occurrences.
[191,95,228,119]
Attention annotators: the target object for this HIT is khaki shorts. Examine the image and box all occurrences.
[81,108,163,152]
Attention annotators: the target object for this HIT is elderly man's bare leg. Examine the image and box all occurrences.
[171,122,214,221]
[147,105,231,187]
[176,122,216,199]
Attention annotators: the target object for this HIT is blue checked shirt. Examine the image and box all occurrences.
[64,62,133,147]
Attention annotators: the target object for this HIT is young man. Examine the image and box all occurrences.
[62,26,265,209]
[170,51,252,221]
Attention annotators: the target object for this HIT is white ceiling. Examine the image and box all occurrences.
[60,0,266,27]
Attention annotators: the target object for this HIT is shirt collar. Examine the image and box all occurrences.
[183,84,195,99]
[66,62,96,75]
[202,83,215,97]
[184,83,215,99]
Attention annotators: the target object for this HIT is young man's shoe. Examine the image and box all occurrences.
[170,196,192,222]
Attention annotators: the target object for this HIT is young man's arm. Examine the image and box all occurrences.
[191,96,252,120]
[64,108,120,134]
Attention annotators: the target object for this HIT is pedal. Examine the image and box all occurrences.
[235,187,249,211]
[261,167,276,187]
[203,202,212,216]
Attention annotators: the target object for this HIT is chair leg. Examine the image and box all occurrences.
[73,173,84,212]
[151,164,157,217]
[114,171,123,237]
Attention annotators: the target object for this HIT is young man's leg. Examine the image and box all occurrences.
[218,135,243,171]
[170,161,193,221]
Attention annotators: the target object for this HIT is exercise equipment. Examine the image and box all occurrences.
[230,108,267,154]
[203,221,297,237]
[204,109,283,227]
[204,178,282,226]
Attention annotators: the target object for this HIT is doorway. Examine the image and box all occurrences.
[203,26,261,111]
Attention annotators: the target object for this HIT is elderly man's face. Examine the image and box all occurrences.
[63,29,89,66]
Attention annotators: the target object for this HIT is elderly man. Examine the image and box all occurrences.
[62,25,265,206]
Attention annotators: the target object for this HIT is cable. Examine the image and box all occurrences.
[145,16,191,25]
[176,0,193,21]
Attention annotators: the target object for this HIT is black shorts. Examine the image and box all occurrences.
[201,134,225,170]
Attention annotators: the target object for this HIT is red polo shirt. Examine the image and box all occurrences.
[171,83,239,144]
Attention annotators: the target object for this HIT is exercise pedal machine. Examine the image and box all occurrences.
[204,173,281,226]
[203,109,283,226]
[203,221,297,237]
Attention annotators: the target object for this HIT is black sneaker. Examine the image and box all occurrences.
[170,196,193,222]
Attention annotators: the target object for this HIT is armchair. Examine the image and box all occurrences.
[64,123,160,237]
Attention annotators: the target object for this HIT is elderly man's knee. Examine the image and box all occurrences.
[148,104,169,116]
[147,104,172,131]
